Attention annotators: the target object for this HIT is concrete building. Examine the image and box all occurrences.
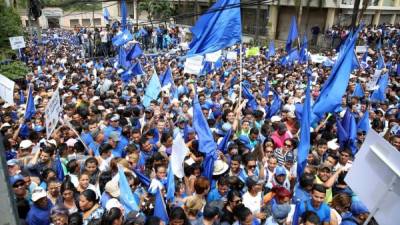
[19,0,400,40]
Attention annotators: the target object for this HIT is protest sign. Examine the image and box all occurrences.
[345,129,400,225]
[0,74,15,104]
[226,51,238,60]
[355,46,368,53]
[366,69,381,91]
[184,55,204,75]
[205,50,222,63]
[45,89,61,139]
[9,36,25,50]
[310,54,327,63]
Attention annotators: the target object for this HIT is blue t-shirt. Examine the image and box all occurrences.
[298,198,331,223]
[207,188,223,202]
[27,201,53,225]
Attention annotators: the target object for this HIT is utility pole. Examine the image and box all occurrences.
[255,0,261,45]
[351,0,361,30]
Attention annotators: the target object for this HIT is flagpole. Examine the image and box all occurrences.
[239,43,243,104]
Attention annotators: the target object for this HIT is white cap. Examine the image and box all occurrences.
[106,198,123,211]
[0,123,11,129]
[66,138,77,147]
[327,139,340,150]
[19,140,33,149]
[271,115,282,122]
[31,187,47,202]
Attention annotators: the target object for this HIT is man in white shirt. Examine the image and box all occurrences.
[242,176,267,221]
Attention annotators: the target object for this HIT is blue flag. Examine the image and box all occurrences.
[337,109,358,155]
[242,85,258,111]
[311,29,360,124]
[214,57,223,70]
[285,16,298,52]
[370,73,389,102]
[357,111,370,132]
[154,188,169,223]
[299,35,308,64]
[377,53,385,70]
[133,169,151,188]
[217,128,232,154]
[103,8,110,22]
[192,92,217,154]
[201,61,213,76]
[202,153,215,182]
[397,63,400,76]
[352,51,360,71]
[131,62,144,75]
[112,29,133,47]
[121,0,127,29]
[352,83,365,98]
[159,66,173,87]
[296,70,311,181]
[267,41,275,59]
[118,47,131,69]
[188,0,242,55]
[55,155,64,182]
[126,43,143,61]
[19,89,25,105]
[166,164,175,202]
[292,200,302,225]
[25,86,36,120]
[262,77,270,99]
[119,167,140,212]
[142,69,162,108]
[266,89,282,119]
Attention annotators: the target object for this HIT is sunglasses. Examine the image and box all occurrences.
[284,143,292,147]
[13,182,25,189]
[247,165,256,169]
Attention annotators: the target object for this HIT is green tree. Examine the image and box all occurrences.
[0,61,30,80]
[138,0,175,27]
[0,1,24,51]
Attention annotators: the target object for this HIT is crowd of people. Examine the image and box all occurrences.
[1,21,399,225]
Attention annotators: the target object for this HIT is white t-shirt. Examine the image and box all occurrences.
[242,191,262,214]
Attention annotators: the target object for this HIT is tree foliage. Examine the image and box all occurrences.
[0,61,30,80]
[138,0,175,26]
[0,1,24,51]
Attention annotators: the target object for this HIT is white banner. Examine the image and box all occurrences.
[0,74,15,104]
[171,134,189,178]
[205,50,222,63]
[310,54,327,63]
[366,69,381,91]
[45,89,61,139]
[226,51,238,60]
[184,55,204,75]
[355,45,368,53]
[9,36,25,50]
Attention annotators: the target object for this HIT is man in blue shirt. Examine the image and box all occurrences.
[293,172,314,203]
[27,187,53,225]
[103,114,122,141]
[207,176,229,202]
[297,184,331,225]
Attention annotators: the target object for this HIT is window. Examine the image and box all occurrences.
[94,18,101,26]
[70,19,80,27]
[82,19,91,26]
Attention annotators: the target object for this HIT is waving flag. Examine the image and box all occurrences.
[120,63,143,83]
[126,43,143,61]
[121,0,127,29]
[311,27,361,124]
[19,89,25,105]
[377,53,385,70]
[267,41,275,59]
[159,66,173,87]
[370,73,389,102]
[299,35,308,64]
[118,47,131,69]
[242,85,258,111]
[286,16,298,52]
[352,82,365,98]
[142,69,162,108]
[192,92,217,154]
[337,109,358,155]
[166,164,175,202]
[103,8,110,22]
[25,86,36,120]
[262,77,270,99]
[188,0,242,55]
[55,155,64,182]
[112,29,133,47]
[357,111,370,132]
[119,166,140,212]
[154,188,169,223]
[397,63,400,76]
[297,68,311,182]
[217,128,232,154]
[133,169,151,188]
[266,89,282,119]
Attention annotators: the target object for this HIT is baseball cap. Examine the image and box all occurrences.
[351,201,369,215]
[0,123,11,129]
[246,175,263,187]
[275,166,287,176]
[284,152,295,162]
[105,180,120,198]
[9,174,24,186]
[238,135,252,150]
[19,140,33,149]
[7,159,19,166]
[110,114,120,122]
[31,187,47,202]
[272,203,291,222]
[319,162,332,172]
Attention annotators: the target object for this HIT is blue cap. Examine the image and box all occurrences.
[351,201,369,215]
[238,135,252,150]
[9,174,24,186]
[275,166,287,176]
